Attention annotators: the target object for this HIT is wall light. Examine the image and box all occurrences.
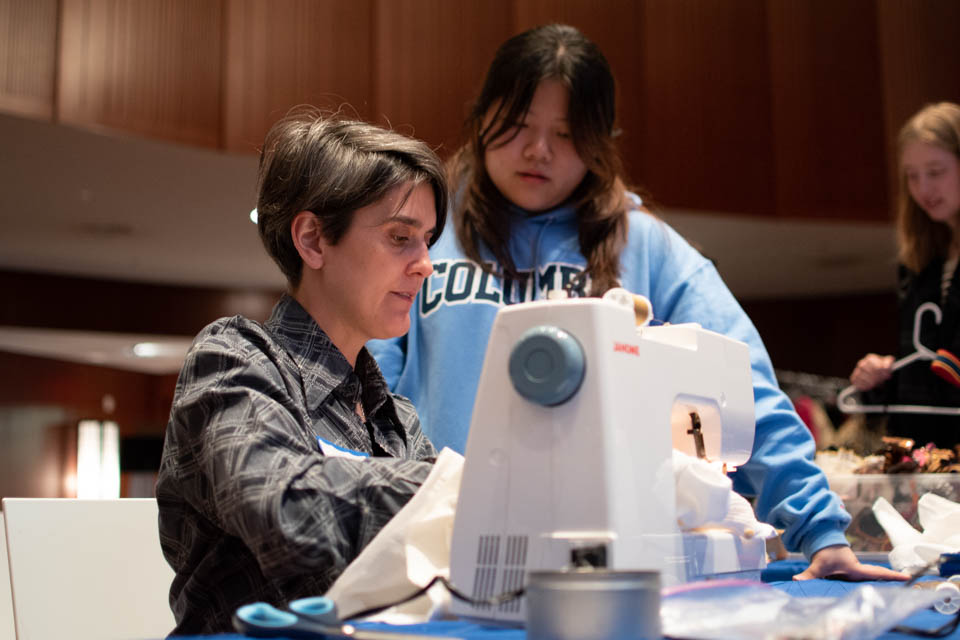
[132,341,187,359]
[77,420,120,499]
[132,342,161,357]
[250,208,258,224]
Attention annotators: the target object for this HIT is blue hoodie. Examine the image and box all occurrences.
[368,195,850,558]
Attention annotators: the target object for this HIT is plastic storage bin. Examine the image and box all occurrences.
[827,474,960,551]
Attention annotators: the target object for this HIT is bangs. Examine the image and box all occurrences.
[478,82,539,149]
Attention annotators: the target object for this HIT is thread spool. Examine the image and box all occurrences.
[603,288,654,327]
[936,582,960,615]
[911,579,960,615]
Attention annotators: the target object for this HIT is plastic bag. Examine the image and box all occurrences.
[661,579,942,640]
[873,494,960,574]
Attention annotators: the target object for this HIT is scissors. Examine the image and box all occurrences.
[233,595,458,640]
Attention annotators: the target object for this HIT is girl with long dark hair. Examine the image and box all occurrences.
[370,24,906,582]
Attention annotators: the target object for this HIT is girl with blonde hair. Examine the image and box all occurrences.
[850,102,960,448]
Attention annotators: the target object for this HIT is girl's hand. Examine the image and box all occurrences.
[793,545,909,581]
[850,353,895,391]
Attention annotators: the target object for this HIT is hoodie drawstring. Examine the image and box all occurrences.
[531,216,554,300]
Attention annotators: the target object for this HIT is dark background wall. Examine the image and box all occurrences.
[0,272,281,499]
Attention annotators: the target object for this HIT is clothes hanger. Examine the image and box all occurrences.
[837,301,960,416]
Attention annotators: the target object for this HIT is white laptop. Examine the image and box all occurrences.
[2,498,175,640]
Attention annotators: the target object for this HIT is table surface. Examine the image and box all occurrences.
[175,560,960,639]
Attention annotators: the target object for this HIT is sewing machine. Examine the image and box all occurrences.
[449,291,764,623]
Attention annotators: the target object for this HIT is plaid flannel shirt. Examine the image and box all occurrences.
[156,295,435,634]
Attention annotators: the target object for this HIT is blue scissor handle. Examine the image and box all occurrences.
[289,596,339,624]
[234,599,459,640]
[234,602,300,637]
[234,601,334,639]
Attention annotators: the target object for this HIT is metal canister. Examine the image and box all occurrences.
[525,570,661,640]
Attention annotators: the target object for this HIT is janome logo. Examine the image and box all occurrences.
[613,342,639,356]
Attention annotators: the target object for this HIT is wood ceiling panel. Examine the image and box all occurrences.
[58,0,222,147]
[638,0,774,215]
[222,0,374,154]
[768,0,888,220]
[877,0,960,210]
[0,0,58,119]
[372,0,513,157]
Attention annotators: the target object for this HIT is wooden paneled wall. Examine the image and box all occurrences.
[876,0,960,207]
[58,0,223,147]
[768,0,887,220]
[0,351,176,435]
[0,0,58,118]
[0,270,281,336]
[1,0,957,220]
[371,0,513,157]
[223,0,375,152]
[743,291,898,379]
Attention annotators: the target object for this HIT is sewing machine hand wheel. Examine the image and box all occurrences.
[509,325,585,406]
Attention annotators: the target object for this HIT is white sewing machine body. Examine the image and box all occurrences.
[449,295,764,623]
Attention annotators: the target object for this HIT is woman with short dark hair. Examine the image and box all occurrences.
[157,111,447,634]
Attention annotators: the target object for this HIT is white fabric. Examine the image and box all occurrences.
[673,450,777,540]
[325,447,464,622]
[326,448,775,623]
[872,493,960,573]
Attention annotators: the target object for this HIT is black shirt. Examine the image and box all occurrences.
[874,261,960,447]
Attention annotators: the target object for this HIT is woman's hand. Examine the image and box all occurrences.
[793,545,909,581]
[850,353,895,391]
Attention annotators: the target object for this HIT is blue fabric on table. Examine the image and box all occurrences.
[173,619,524,639]
[176,561,959,639]
[764,560,957,640]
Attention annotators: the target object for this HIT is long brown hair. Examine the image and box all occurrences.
[450,24,628,295]
[896,102,960,273]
